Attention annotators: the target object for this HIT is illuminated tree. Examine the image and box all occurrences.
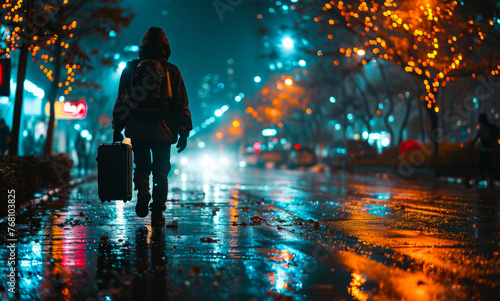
[1,0,51,156]
[39,0,133,155]
[244,75,316,145]
[308,0,500,153]
[251,0,423,149]
[1,0,133,155]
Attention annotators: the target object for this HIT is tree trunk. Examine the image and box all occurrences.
[439,87,447,138]
[312,106,322,149]
[425,105,440,156]
[8,3,32,157]
[397,95,413,146]
[350,76,372,133]
[383,97,394,145]
[378,64,395,146]
[361,116,371,134]
[342,121,347,140]
[340,81,356,137]
[44,43,62,155]
[417,97,426,143]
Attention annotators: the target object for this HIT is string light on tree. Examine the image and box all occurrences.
[318,0,499,112]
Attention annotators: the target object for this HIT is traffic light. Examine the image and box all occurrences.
[0,58,11,96]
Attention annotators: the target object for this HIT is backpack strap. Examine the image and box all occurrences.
[159,63,172,102]
[128,59,140,97]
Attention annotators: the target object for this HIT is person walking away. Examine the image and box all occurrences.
[75,132,88,176]
[34,134,45,156]
[471,113,498,185]
[0,118,10,155]
[112,27,193,221]
[22,130,35,156]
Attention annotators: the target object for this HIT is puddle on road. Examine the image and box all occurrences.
[1,169,499,300]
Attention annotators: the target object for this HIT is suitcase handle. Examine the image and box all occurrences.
[96,142,128,162]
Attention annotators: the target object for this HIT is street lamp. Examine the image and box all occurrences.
[281,36,294,50]
[118,62,126,72]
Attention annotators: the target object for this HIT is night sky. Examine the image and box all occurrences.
[120,0,260,122]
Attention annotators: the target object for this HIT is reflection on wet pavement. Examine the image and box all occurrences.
[1,167,499,300]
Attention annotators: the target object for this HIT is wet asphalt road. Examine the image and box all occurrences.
[1,167,499,301]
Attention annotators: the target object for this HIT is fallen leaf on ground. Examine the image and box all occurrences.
[200,237,218,243]
[166,220,178,228]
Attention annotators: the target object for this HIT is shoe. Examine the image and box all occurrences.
[135,189,151,218]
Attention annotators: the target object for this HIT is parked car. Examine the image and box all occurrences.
[399,140,425,156]
[241,151,259,166]
[327,142,348,168]
[289,148,317,168]
[257,150,289,168]
[346,140,377,161]
[327,140,377,169]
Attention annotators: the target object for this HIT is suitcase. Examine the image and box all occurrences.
[97,143,133,202]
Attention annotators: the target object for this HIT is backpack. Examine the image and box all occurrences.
[128,59,172,121]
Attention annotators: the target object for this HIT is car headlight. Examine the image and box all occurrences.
[201,155,215,167]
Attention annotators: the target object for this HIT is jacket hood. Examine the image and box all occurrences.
[139,27,171,60]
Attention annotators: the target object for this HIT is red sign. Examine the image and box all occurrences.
[0,59,11,96]
[45,101,87,119]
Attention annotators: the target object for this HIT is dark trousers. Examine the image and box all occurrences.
[131,138,172,203]
[479,151,493,179]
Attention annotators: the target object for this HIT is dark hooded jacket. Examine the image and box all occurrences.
[113,27,192,143]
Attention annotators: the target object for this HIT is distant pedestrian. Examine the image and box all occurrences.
[471,113,499,183]
[35,134,45,156]
[112,27,193,221]
[22,130,36,156]
[75,132,88,176]
[0,118,10,155]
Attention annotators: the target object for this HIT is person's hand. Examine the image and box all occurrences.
[113,130,124,143]
[177,136,187,153]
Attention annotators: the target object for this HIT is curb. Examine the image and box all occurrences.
[351,166,437,177]
[1,174,97,224]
